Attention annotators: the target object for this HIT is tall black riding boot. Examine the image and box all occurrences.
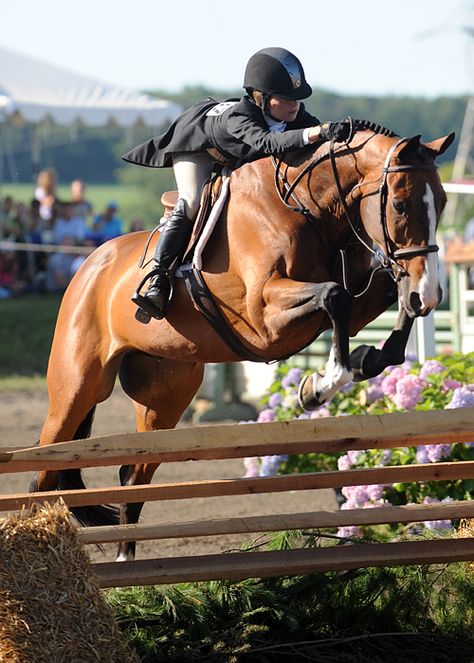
[132,199,193,320]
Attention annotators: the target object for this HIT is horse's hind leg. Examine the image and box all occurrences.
[116,353,204,560]
[31,355,120,527]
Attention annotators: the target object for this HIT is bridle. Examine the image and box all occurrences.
[272,133,440,293]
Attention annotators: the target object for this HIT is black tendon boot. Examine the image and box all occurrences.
[132,199,193,321]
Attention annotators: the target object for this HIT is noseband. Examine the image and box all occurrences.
[273,134,439,286]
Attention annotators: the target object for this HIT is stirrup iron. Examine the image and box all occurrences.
[132,267,174,323]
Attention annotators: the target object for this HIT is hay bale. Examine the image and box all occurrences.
[0,501,139,663]
[458,518,474,572]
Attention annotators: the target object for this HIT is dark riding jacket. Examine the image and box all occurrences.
[122,96,320,169]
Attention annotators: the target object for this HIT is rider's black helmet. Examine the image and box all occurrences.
[243,47,312,100]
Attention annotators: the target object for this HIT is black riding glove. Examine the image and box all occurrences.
[319,120,351,143]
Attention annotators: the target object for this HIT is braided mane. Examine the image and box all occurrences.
[281,117,399,168]
[352,118,398,138]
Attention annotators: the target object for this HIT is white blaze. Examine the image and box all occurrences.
[417,183,439,310]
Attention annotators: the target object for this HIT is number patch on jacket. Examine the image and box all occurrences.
[206,101,239,117]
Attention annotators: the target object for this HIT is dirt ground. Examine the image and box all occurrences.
[0,387,337,562]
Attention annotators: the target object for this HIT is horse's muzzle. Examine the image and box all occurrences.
[404,284,443,317]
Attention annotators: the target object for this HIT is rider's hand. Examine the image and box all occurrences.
[318,120,352,143]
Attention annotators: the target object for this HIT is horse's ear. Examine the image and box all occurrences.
[396,135,421,162]
[423,132,456,160]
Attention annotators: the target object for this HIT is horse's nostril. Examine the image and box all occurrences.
[409,291,422,312]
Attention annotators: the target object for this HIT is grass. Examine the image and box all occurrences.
[0,293,61,379]
[0,374,47,391]
[107,531,474,663]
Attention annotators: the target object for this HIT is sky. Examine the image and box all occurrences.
[1,0,473,98]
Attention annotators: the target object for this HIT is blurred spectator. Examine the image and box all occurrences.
[0,249,23,297]
[0,196,15,238]
[13,202,29,237]
[54,203,88,244]
[24,199,48,291]
[34,168,58,223]
[0,201,28,296]
[70,179,93,222]
[46,235,77,292]
[129,219,145,232]
[92,201,123,241]
[26,199,43,243]
[0,187,149,297]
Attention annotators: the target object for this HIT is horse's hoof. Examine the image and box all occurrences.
[298,373,326,412]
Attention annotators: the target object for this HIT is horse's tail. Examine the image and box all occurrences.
[58,407,120,527]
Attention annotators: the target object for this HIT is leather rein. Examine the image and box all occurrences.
[272,133,439,294]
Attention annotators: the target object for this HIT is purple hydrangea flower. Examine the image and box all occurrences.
[339,381,354,393]
[426,443,452,463]
[423,496,439,504]
[341,485,369,507]
[418,359,445,380]
[337,454,351,471]
[376,449,393,466]
[367,383,385,403]
[257,408,276,423]
[340,501,354,511]
[347,450,363,465]
[425,519,452,530]
[310,406,331,419]
[259,454,287,477]
[381,367,406,396]
[281,368,303,389]
[366,484,384,501]
[268,392,282,408]
[243,457,260,478]
[391,374,425,410]
[446,386,474,409]
[416,445,430,464]
[442,378,462,393]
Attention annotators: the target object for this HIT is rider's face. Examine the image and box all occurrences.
[267,96,300,122]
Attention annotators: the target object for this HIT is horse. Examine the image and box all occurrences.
[30,123,454,560]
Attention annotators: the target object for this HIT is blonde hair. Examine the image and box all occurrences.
[36,168,57,195]
[251,90,267,111]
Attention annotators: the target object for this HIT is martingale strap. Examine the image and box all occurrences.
[181,265,270,362]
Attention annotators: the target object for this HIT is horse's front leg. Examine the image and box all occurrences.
[349,305,414,381]
[260,277,353,410]
[296,284,354,410]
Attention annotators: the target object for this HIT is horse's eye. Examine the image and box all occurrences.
[393,200,405,215]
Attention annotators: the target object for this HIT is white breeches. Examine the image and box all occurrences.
[172,153,215,219]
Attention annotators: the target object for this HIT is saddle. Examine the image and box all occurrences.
[161,173,228,266]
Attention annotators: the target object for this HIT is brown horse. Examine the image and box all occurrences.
[31,125,454,560]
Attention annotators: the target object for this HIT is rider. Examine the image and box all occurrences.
[123,47,351,320]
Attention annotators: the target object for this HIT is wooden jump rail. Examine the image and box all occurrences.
[1,409,473,587]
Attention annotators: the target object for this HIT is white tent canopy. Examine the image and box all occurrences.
[0,45,181,128]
